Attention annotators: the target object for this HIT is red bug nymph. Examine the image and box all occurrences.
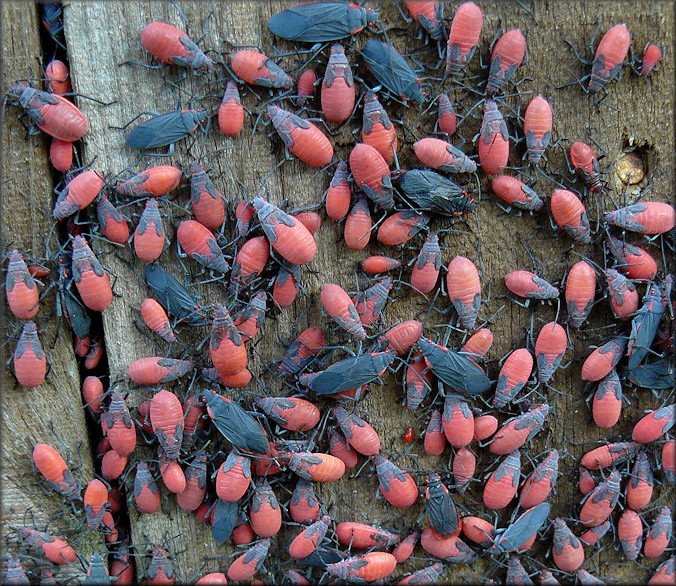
[321,43,355,124]
[141,22,212,73]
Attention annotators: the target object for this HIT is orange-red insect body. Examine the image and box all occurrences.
[406,2,444,40]
[45,59,72,95]
[267,105,333,167]
[321,43,355,123]
[253,196,317,265]
[486,29,526,95]
[378,210,429,246]
[32,443,80,500]
[177,220,228,272]
[443,395,473,447]
[160,457,186,494]
[462,328,494,360]
[618,509,642,561]
[483,450,521,510]
[640,44,662,76]
[218,80,244,137]
[551,189,591,244]
[478,100,509,175]
[146,545,175,585]
[350,143,394,210]
[392,531,420,563]
[101,450,126,480]
[14,321,46,388]
[592,369,623,428]
[606,236,657,280]
[446,2,483,75]
[361,92,397,164]
[462,516,496,546]
[489,403,549,455]
[519,449,559,509]
[296,68,317,107]
[633,404,674,443]
[662,439,675,485]
[233,290,267,344]
[453,446,476,492]
[250,480,282,537]
[127,356,194,385]
[105,389,136,457]
[141,22,212,72]
[6,250,39,319]
[605,268,638,319]
[473,414,498,441]
[363,255,400,274]
[325,160,351,221]
[581,336,626,381]
[424,409,446,455]
[565,260,596,328]
[216,450,251,502]
[232,50,292,87]
[20,527,76,565]
[414,138,476,174]
[344,195,372,250]
[379,320,423,356]
[505,270,558,301]
[287,451,345,483]
[71,236,112,312]
[493,348,533,408]
[230,235,270,293]
[492,175,543,211]
[353,276,392,326]
[278,326,325,376]
[570,142,602,192]
[605,202,675,235]
[579,470,620,526]
[255,397,319,432]
[336,522,400,549]
[333,406,380,455]
[49,138,74,172]
[523,95,552,164]
[420,529,477,563]
[552,518,584,572]
[8,82,87,141]
[177,451,208,511]
[644,506,671,558]
[329,426,359,469]
[406,352,434,410]
[374,453,418,508]
[437,93,457,135]
[227,538,271,582]
[116,165,181,198]
[235,200,254,236]
[581,441,639,471]
[141,298,175,343]
[96,194,129,244]
[53,170,103,220]
[626,451,653,510]
[188,163,225,230]
[210,304,247,376]
[82,375,104,414]
[134,461,160,513]
[321,283,366,340]
[446,256,481,329]
[290,478,319,524]
[294,211,321,235]
[134,198,165,263]
[327,552,397,582]
[535,322,567,382]
[579,519,611,547]
[289,514,331,559]
[151,390,184,460]
[588,24,631,92]
[84,479,109,530]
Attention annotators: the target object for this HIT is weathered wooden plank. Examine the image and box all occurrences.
[62,0,673,582]
[1,2,98,582]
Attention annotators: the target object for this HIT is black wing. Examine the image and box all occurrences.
[212,498,239,544]
[206,393,269,455]
[126,111,189,149]
[268,3,352,42]
[310,352,394,394]
[144,264,207,326]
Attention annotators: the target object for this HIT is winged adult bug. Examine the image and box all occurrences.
[627,283,665,369]
[418,337,491,396]
[639,44,662,76]
[445,2,483,75]
[489,404,550,455]
[592,369,623,428]
[443,394,474,447]
[125,108,207,150]
[550,189,591,245]
[96,194,130,244]
[505,271,559,303]
[569,141,602,192]
[523,95,553,164]
[483,450,521,510]
[320,283,366,340]
[361,92,398,164]
[626,451,654,510]
[267,2,378,42]
[425,472,459,536]
[53,170,103,220]
[579,469,621,526]
[249,480,282,538]
[6,251,39,320]
[19,527,76,565]
[581,441,639,470]
[565,260,596,329]
[133,461,160,514]
[420,530,476,563]
[493,348,533,408]
[618,508,642,561]
[486,29,527,96]
[413,138,476,174]
[605,268,639,319]
[644,506,672,558]
[267,105,334,167]
[217,80,244,137]
[378,210,430,245]
[490,502,550,554]
[326,552,397,582]
[105,388,136,457]
[321,43,355,124]
[127,356,194,385]
[230,235,270,294]
[211,497,240,544]
[587,24,631,93]
[116,165,181,198]
[134,199,165,262]
[349,143,394,211]
[606,236,657,281]
[332,406,381,456]
[633,404,674,443]
[144,264,206,326]
[361,40,425,104]
[13,321,46,388]
[605,202,675,235]
[478,100,509,175]
[374,453,418,508]
[491,175,544,212]
[203,389,269,455]
[231,50,292,88]
[7,82,87,141]
[399,169,475,216]
[289,514,331,560]
[253,196,317,265]
[141,21,212,73]
[581,336,626,381]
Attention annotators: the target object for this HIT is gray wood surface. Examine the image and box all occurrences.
[2,0,673,582]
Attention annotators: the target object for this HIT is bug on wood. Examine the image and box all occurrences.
[127,356,194,385]
[96,194,129,244]
[604,202,675,234]
[490,502,550,554]
[134,199,165,263]
[489,404,550,455]
[362,40,425,104]
[126,108,207,150]
[483,450,521,510]
[581,336,626,381]
[414,137,476,174]
[362,92,398,164]
[150,389,184,460]
[592,369,623,428]
[405,1,445,41]
[133,461,160,514]
[606,236,657,281]
[53,170,103,220]
[374,453,418,508]
[13,321,47,388]
[296,68,317,107]
[569,142,603,192]
[579,469,621,526]
[523,95,552,164]
[478,100,509,175]
[289,514,331,560]
[639,43,662,76]
[349,142,394,211]
[446,256,481,329]
[5,250,39,319]
[116,165,181,198]
[141,21,212,73]
[587,24,631,92]
[486,29,527,95]
[437,92,457,135]
[249,480,282,538]
[493,348,533,408]
[177,220,228,272]
[49,138,74,172]
[326,552,397,581]
[332,407,381,456]
[321,43,355,124]
[446,2,483,75]
[632,404,674,443]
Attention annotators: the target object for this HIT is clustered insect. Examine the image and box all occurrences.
[3,1,673,584]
